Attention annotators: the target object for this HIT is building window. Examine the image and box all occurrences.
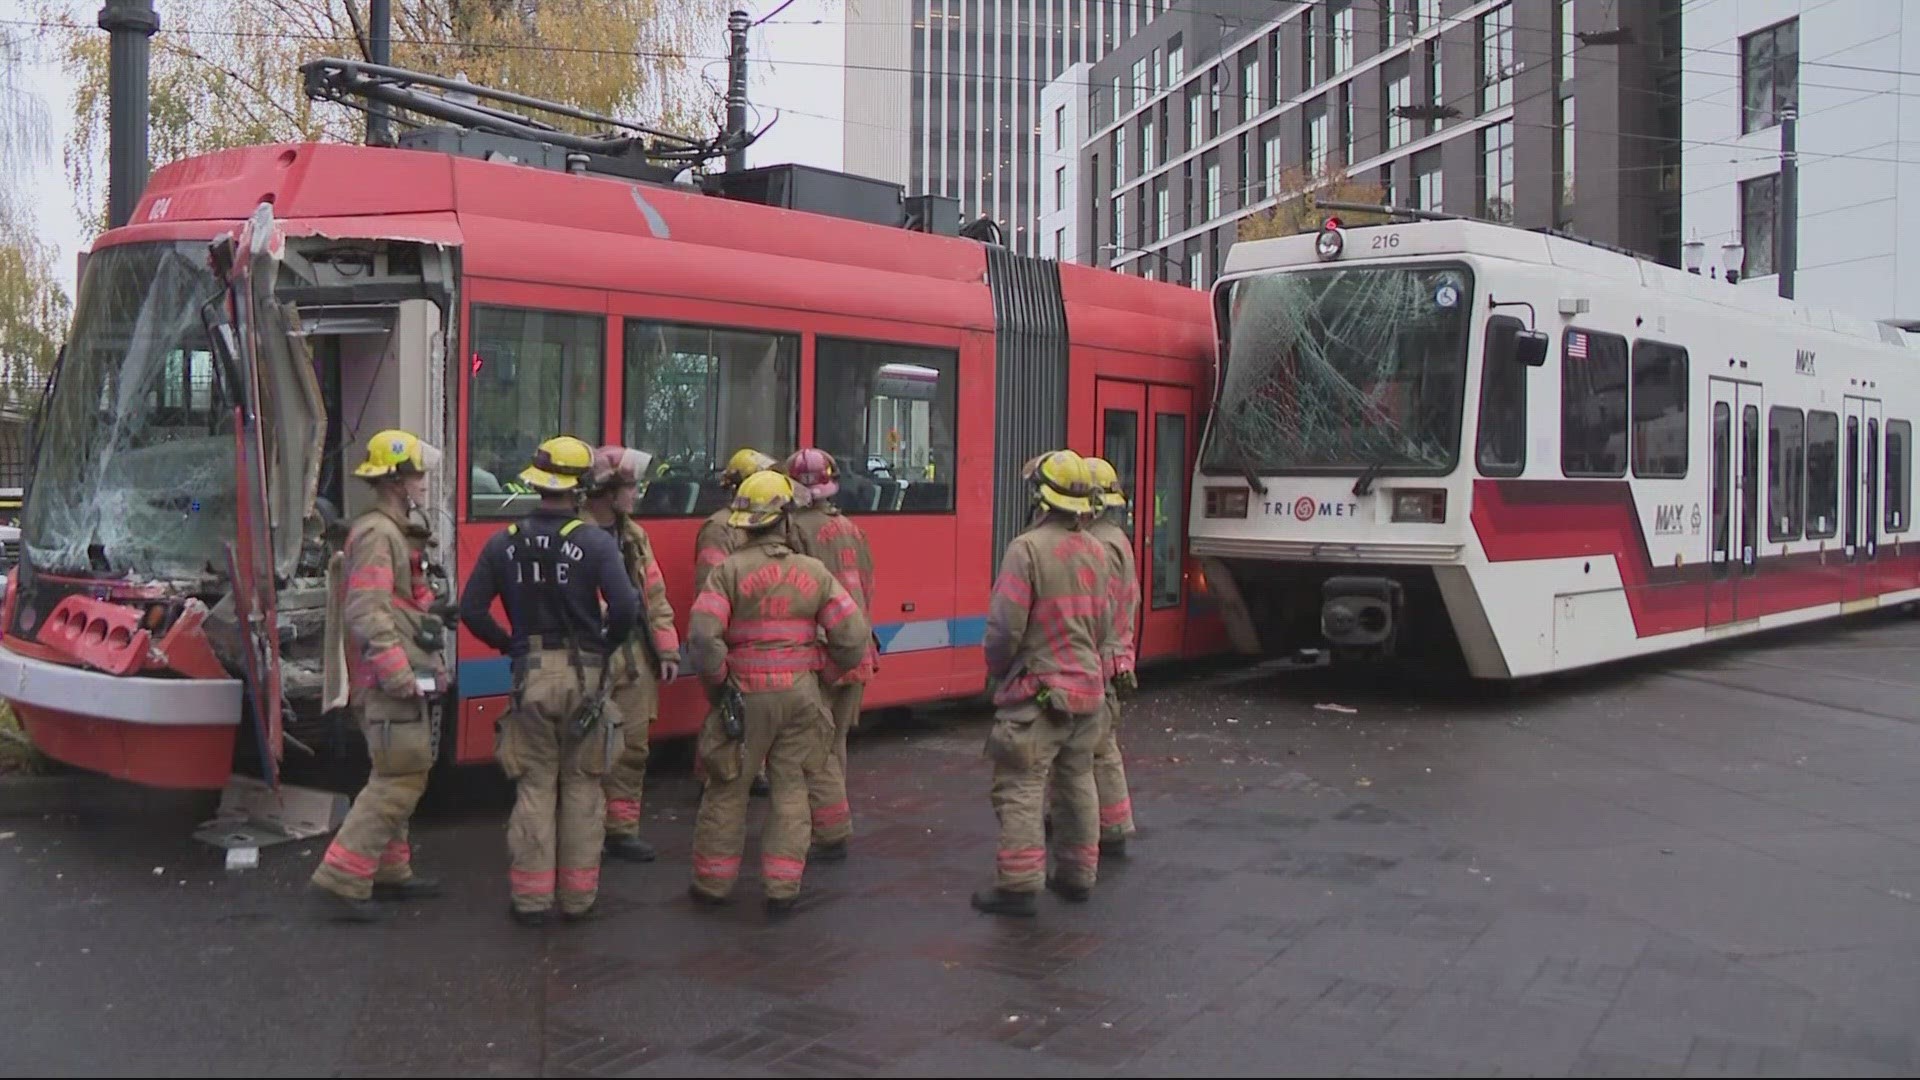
[1168,36,1184,85]
[1302,8,1318,89]
[814,338,957,513]
[1558,96,1576,227]
[1888,419,1912,532]
[1379,167,1394,210]
[1187,92,1203,148]
[1560,0,1577,82]
[1208,69,1222,134]
[1339,82,1354,167]
[1331,2,1354,74]
[1268,30,1283,105]
[1054,105,1065,150]
[1244,53,1261,118]
[1158,101,1170,163]
[1054,166,1066,212]
[1560,328,1629,478]
[1476,315,1528,476]
[1143,115,1156,169]
[1263,132,1281,195]
[1152,47,1163,92]
[1189,250,1202,288]
[1742,19,1798,133]
[1307,102,1328,175]
[1630,341,1688,478]
[1114,129,1126,185]
[1807,410,1839,538]
[1416,150,1443,211]
[1769,407,1805,540]
[1132,57,1148,110]
[1111,192,1124,252]
[1424,41,1443,133]
[622,321,798,518]
[1382,0,1401,47]
[1156,184,1170,241]
[1054,228,1066,260]
[1741,173,1779,279]
[1110,76,1122,124]
[1205,161,1221,219]
[1417,0,1441,33]
[1481,119,1514,222]
[1481,2,1514,112]
[468,306,605,518]
[1385,63,1411,149]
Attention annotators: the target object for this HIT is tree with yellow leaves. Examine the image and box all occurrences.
[1237,165,1392,242]
[40,0,731,233]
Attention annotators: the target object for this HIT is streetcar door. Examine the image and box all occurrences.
[1844,395,1883,599]
[1707,379,1762,626]
[1096,379,1195,662]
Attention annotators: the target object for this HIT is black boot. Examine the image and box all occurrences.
[372,874,444,900]
[561,904,600,924]
[604,836,658,863]
[1046,877,1092,903]
[1099,837,1129,860]
[970,888,1038,918]
[688,883,729,908]
[765,894,799,921]
[508,906,552,929]
[320,893,393,923]
[750,774,771,798]
[808,840,849,863]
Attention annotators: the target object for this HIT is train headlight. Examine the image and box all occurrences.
[1204,487,1250,518]
[1315,220,1345,261]
[1391,488,1447,523]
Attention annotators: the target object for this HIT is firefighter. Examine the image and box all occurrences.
[685,471,871,918]
[697,448,779,796]
[972,449,1114,918]
[459,436,641,926]
[781,448,877,863]
[1085,457,1140,856]
[582,446,681,864]
[310,430,449,923]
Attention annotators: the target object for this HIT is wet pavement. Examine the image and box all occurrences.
[5,615,1920,1077]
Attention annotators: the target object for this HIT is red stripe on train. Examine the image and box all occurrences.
[1471,479,1920,638]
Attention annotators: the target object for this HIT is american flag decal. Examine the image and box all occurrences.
[1567,331,1588,359]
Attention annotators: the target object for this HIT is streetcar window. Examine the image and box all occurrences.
[467,306,605,519]
[1767,407,1804,541]
[813,338,959,514]
[1475,315,1526,477]
[1560,328,1629,477]
[1888,420,1912,532]
[1806,409,1839,538]
[622,321,799,518]
[1630,341,1688,478]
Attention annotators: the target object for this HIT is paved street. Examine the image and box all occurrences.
[4,615,1920,1076]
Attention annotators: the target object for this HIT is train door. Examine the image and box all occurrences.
[1707,379,1763,625]
[1844,396,1883,599]
[1096,379,1193,661]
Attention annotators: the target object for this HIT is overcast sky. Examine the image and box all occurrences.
[18,0,848,298]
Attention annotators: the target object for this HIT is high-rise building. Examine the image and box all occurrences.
[843,0,1181,256]
[1075,1,1681,288]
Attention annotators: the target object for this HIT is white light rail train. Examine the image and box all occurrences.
[1192,218,1920,678]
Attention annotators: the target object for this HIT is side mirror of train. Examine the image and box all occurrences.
[1514,330,1550,367]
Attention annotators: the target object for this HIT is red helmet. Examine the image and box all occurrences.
[783,447,839,501]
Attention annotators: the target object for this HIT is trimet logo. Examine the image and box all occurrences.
[1263,497,1360,520]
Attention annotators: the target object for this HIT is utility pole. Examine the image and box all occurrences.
[725,9,751,172]
[367,0,392,145]
[97,0,159,230]
[1778,104,1798,299]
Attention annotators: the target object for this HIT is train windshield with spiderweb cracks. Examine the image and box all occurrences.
[1202,264,1474,476]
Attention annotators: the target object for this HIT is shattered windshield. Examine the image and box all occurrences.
[1203,263,1474,475]
[21,241,235,580]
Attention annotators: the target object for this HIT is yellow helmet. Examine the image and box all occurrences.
[727,470,795,530]
[519,436,594,493]
[1022,449,1096,516]
[1086,456,1128,508]
[353,429,442,479]
[722,448,777,487]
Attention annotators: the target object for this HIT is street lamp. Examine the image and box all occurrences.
[1682,230,1705,274]
[1099,243,1186,282]
[1721,237,1746,285]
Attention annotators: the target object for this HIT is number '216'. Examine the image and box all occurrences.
[1371,233,1402,250]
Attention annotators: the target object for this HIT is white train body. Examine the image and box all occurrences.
[1193,220,1920,677]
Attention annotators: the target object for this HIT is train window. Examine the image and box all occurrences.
[814,338,959,514]
[467,306,605,519]
[1888,420,1912,532]
[1711,403,1730,562]
[622,321,798,518]
[1475,315,1526,476]
[1767,407,1804,540]
[1560,328,1629,477]
[1806,409,1839,538]
[1630,341,1688,478]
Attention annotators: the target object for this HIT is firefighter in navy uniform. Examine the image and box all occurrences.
[582,446,681,863]
[459,436,641,926]
[685,471,871,918]
[310,430,449,923]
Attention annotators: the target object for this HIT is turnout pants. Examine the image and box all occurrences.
[1092,690,1136,842]
[987,700,1102,893]
[312,690,433,899]
[805,681,863,846]
[499,648,620,915]
[603,647,658,838]
[691,675,834,901]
